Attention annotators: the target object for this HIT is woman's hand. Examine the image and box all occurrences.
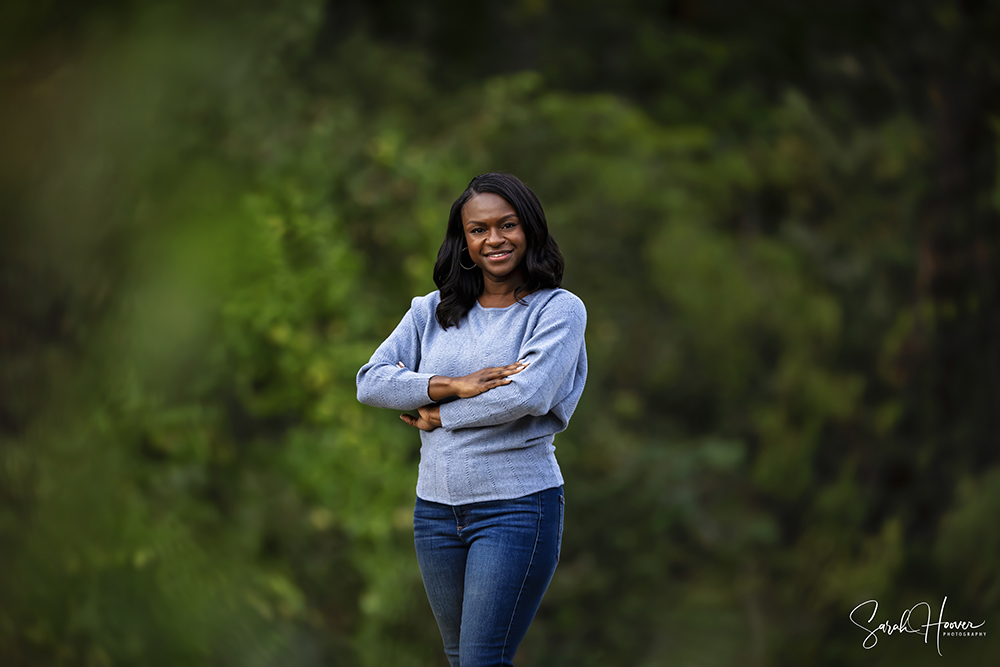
[400,404,442,431]
[396,359,529,401]
[426,361,529,400]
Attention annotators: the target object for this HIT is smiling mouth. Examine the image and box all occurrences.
[484,251,513,261]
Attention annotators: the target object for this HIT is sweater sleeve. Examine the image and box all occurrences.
[438,295,586,431]
[356,301,436,410]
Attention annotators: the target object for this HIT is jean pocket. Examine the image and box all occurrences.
[556,493,565,564]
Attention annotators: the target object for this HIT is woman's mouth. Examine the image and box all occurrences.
[484,251,513,262]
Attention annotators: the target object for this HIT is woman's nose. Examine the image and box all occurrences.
[487,227,503,244]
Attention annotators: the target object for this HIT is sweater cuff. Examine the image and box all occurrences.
[398,371,436,408]
[437,399,466,430]
[438,396,492,430]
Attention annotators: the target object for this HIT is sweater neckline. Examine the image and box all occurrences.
[474,289,545,311]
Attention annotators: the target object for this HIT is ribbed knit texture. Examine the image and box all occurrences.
[356,288,587,505]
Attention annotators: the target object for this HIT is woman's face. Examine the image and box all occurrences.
[461,192,528,283]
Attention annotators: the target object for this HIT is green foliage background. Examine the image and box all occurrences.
[1,1,998,665]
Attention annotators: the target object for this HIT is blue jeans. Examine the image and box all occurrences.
[413,486,564,667]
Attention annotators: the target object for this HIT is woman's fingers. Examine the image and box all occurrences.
[401,412,439,431]
[487,361,529,378]
[460,360,530,396]
[500,361,528,378]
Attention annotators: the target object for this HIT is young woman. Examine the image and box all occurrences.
[356,172,587,666]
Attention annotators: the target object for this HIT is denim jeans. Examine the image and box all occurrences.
[413,486,564,667]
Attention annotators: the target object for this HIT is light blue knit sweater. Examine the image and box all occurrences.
[356,288,588,505]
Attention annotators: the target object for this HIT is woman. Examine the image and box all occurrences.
[356,172,587,667]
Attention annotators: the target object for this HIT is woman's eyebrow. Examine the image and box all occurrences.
[464,214,518,226]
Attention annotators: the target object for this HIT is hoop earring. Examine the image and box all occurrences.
[460,247,476,271]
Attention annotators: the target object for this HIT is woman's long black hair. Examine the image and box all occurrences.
[433,173,564,329]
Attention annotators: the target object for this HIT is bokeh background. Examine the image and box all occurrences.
[2,1,998,665]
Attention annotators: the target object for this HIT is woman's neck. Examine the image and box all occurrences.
[478,272,529,308]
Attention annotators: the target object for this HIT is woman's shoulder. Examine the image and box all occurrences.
[407,290,442,322]
[533,287,586,321]
[410,289,441,308]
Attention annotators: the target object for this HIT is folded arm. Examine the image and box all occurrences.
[356,309,436,410]
[438,304,586,431]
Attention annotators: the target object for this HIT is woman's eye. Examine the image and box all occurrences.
[502,222,517,229]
